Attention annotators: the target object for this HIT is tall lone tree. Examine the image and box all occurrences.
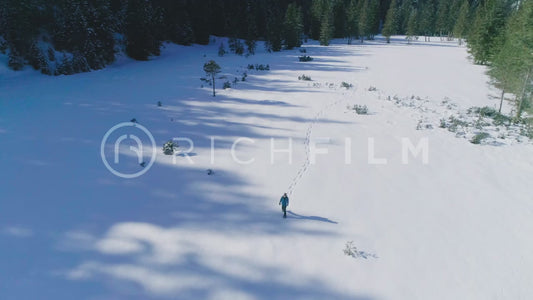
[203,60,221,97]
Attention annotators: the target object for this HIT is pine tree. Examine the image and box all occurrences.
[346,0,360,44]
[332,0,348,38]
[319,9,334,45]
[368,0,380,39]
[245,1,258,55]
[406,9,418,44]
[419,0,436,42]
[398,0,411,34]
[490,0,533,118]
[265,0,284,52]
[283,3,303,49]
[203,60,221,97]
[453,0,470,45]
[468,0,510,65]
[124,0,161,61]
[382,0,398,43]
[359,0,370,42]
[310,0,326,40]
[435,0,450,38]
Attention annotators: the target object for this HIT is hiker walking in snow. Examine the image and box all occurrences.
[279,193,289,218]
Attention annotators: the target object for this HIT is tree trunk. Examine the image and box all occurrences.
[499,89,505,113]
[516,68,532,119]
[212,75,216,97]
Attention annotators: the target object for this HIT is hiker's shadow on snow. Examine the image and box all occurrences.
[287,211,338,224]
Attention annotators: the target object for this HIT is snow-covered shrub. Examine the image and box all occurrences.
[471,132,490,144]
[368,86,377,91]
[343,241,377,259]
[343,241,356,257]
[298,74,312,81]
[520,122,533,139]
[241,72,247,81]
[255,64,270,70]
[479,106,498,117]
[416,120,423,130]
[163,140,178,155]
[299,48,307,53]
[351,104,368,115]
[492,113,511,126]
[341,82,353,89]
[223,81,231,89]
[447,116,469,133]
[298,55,313,62]
[439,118,447,128]
[247,64,269,70]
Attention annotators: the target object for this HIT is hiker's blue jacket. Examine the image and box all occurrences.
[279,196,289,207]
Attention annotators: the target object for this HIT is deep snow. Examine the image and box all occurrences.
[1,36,532,300]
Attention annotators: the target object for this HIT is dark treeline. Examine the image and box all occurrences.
[0,0,531,117]
[0,0,476,75]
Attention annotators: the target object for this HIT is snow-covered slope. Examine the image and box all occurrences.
[1,37,532,300]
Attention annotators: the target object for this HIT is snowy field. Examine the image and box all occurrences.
[1,36,532,300]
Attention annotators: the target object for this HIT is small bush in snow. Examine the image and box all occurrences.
[343,241,377,259]
[157,101,162,107]
[471,132,490,144]
[447,116,469,133]
[223,81,231,89]
[241,72,247,81]
[343,241,357,257]
[479,106,498,117]
[520,123,533,139]
[299,48,307,53]
[255,64,270,71]
[351,104,368,115]
[492,113,512,126]
[298,74,312,81]
[247,64,269,71]
[163,140,178,155]
[368,86,377,91]
[341,82,353,89]
[298,55,313,62]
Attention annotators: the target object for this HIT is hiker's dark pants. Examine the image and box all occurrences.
[282,205,287,217]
